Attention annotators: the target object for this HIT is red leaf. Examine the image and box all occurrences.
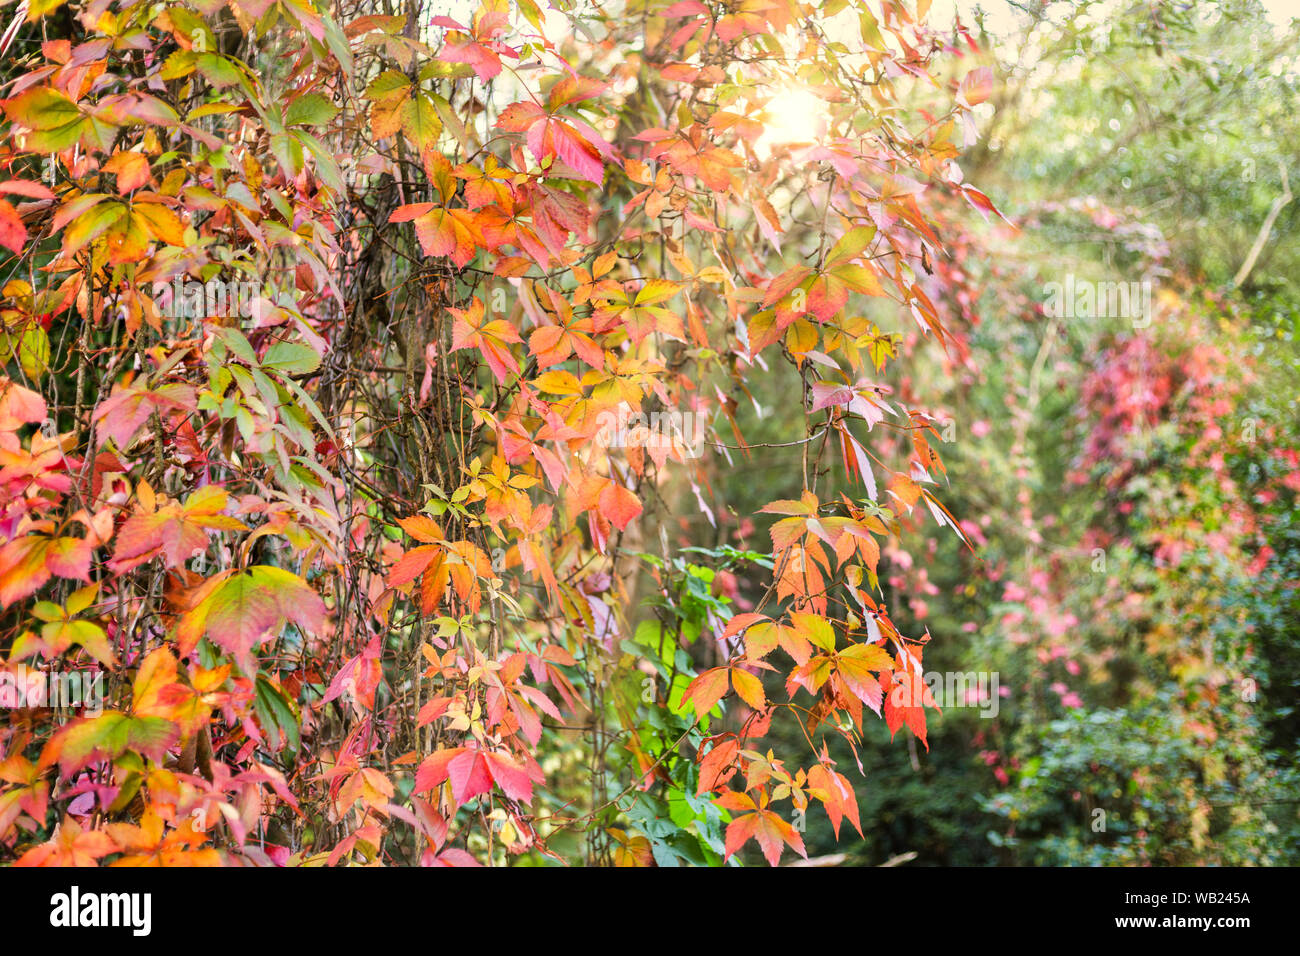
[387,545,442,589]
[958,66,994,107]
[685,666,729,716]
[0,200,27,254]
[482,750,537,803]
[597,481,641,531]
[447,750,494,805]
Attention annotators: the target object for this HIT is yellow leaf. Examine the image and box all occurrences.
[133,203,185,246]
[731,669,767,710]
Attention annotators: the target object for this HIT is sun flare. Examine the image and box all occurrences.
[758,87,829,150]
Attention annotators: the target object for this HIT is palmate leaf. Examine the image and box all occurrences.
[110,484,247,572]
[496,99,614,185]
[389,201,479,269]
[717,791,807,866]
[413,745,543,806]
[3,87,87,151]
[92,381,196,449]
[42,711,180,777]
[105,808,221,867]
[591,280,684,345]
[0,533,94,608]
[13,817,116,866]
[447,296,522,382]
[176,566,326,674]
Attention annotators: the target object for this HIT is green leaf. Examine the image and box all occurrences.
[401,94,443,151]
[182,566,326,674]
[52,712,179,775]
[255,674,301,754]
[285,92,339,128]
[431,93,475,153]
[195,54,243,89]
[262,341,322,376]
[4,87,81,131]
[824,225,877,269]
[365,70,411,100]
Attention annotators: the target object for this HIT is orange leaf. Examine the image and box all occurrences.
[102,151,151,193]
[730,668,766,710]
[597,480,641,531]
[685,667,728,716]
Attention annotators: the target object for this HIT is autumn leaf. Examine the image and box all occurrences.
[102,151,151,193]
[527,290,605,368]
[131,646,209,737]
[718,791,807,866]
[41,711,180,776]
[4,87,87,151]
[14,817,116,867]
[365,71,443,150]
[597,479,642,531]
[0,533,95,608]
[448,297,522,384]
[132,201,186,247]
[175,566,326,674]
[388,515,448,603]
[958,66,995,107]
[410,205,480,267]
[696,734,741,794]
[414,744,543,805]
[0,752,49,835]
[591,279,684,346]
[730,667,767,710]
[789,611,837,652]
[110,483,247,572]
[881,666,939,751]
[834,641,893,714]
[28,584,113,665]
[437,1,517,83]
[92,382,196,449]
[496,98,616,185]
[0,200,26,254]
[684,666,729,717]
[456,154,515,209]
[807,763,863,839]
[610,828,654,867]
[106,808,221,867]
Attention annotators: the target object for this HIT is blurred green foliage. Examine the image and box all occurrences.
[659,0,1299,865]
